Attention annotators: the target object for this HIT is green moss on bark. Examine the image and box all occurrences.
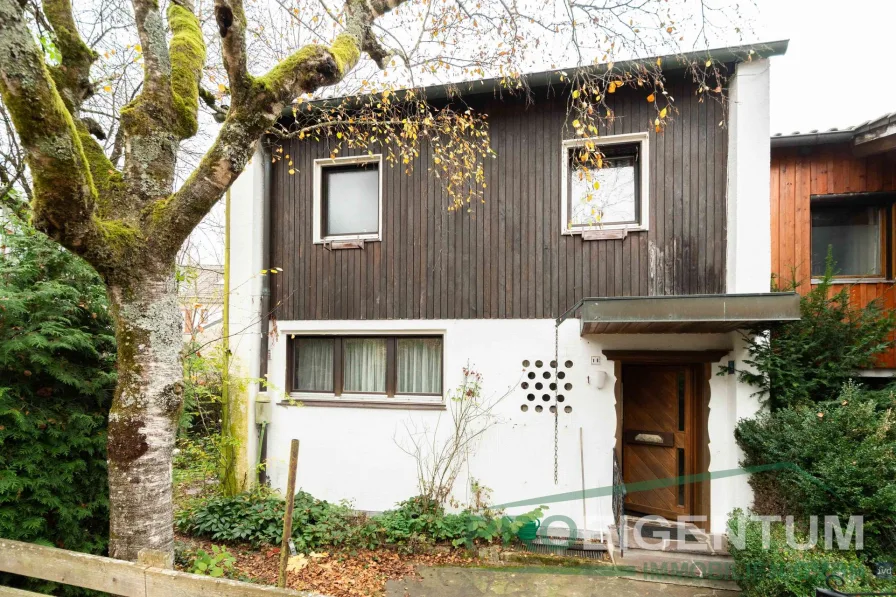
[167,3,206,139]
[95,218,141,261]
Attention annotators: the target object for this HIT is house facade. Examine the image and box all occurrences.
[771,113,896,372]
[228,41,794,539]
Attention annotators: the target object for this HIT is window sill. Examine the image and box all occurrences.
[282,394,445,410]
[810,277,892,285]
[313,234,381,245]
[563,226,647,236]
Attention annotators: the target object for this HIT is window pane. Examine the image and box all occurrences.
[343,338,386,393]
[295,338,334,392]
[569,150,637,227]
[811,206,881,276]
[324,165,379,236]
[397,338,443,395]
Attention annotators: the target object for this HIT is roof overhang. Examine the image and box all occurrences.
[579,292,800,335]
[287,40,789,117]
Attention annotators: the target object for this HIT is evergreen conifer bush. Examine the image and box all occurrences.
[0,211,116,594]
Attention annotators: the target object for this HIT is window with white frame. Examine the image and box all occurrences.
[313,155,382,243]
[561,133,649,234]
[289,335,443,400]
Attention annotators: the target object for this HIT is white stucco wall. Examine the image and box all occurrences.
[258,319,756,535]
[228,145,267,481]
[726,58,772,294]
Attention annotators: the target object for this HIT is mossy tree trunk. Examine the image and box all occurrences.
[0,0,405,562]
[107,274,183,562]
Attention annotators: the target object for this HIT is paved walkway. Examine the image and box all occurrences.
[386,566,740,597]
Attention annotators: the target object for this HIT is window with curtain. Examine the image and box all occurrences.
[289,335,443,400]
[343,338,387,393]
[811,204,884,277]
[396,338,442,395]
[294,337,335,392]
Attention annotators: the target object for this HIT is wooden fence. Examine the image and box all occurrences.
[0,539,316,597]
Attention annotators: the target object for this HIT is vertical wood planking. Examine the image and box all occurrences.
[270,82,730,321]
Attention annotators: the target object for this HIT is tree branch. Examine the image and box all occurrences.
[214,0,251,103]
[0,0,101,255]
[149,0,408,262]
[168,0,205,138]
[42,0,98,112]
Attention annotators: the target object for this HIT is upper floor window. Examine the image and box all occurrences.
[313,155,382,243]
[289,335,443,401]
[811,201,887,278]
[561,132,649,235]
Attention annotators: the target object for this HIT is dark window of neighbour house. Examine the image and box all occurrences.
[321,163,379,237]
[290,336,443,397]
[811,203,887,277]
[568,143,640,228]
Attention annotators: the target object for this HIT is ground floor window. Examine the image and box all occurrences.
[289,335,443,399]
[810,193,895,279]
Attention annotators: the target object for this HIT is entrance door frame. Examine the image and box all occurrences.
[605,350,726,531]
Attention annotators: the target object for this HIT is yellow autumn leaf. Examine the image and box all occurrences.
[656,57,662,67]
[134,44,142,53]
[705,59,712,67]
[218,83,226,93]
[572,119,581,128]
[646,93,655,103]
[659,107,668,119]
[593,181,600,190]
[288,168,295,175]
[103,85,112,92]
[572,89,580,99]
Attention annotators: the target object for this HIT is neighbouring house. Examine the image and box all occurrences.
[178,264,225,343]
[227,40,794,542]
[771,113,896,372]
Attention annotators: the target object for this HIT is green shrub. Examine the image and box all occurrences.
[727,510,884,597]
[0,216,115,595]
[738,257,896,410]
[190,545,236,578]
[177,490,545,553]
[735,381,896,559]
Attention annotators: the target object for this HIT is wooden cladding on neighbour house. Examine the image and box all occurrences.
[771,143,896,368]
[268,80,728,321]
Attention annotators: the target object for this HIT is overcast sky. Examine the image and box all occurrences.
[756,0,895,134]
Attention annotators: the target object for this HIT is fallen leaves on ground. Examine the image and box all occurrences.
[178,535,478,597]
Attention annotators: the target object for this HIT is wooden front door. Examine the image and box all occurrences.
[621,364,696,520]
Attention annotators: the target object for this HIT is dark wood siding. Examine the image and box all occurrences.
[268,79,728,321]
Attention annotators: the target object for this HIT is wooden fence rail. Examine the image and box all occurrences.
[0,539,318,597]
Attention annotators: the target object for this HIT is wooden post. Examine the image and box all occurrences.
[277,439,300,588]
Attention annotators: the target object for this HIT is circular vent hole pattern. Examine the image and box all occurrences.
[542,394,551,402]
[535,405,544,412]
[521,405,529,412]
[550,360,558,368]
[535,382,543,390]
[535,360,544,368]
[557,371,566,380]
[549,405,557,414]
[527,394,535,401]
[557,395,565,402]
[522,360,530,368]
[542,371,551,379]
[528,372,536,379]
[564,406,572,413]
[521,382,529,389]
[565,360,573,368]
[564,383,573,391]
[549,382,557,391]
